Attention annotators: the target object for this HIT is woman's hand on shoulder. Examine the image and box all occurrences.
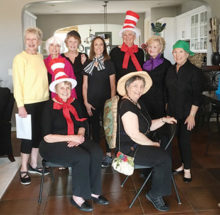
[162,116,177,124]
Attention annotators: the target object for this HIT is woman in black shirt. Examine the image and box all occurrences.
[61,30,87,107]
[83,36,116,167]
[39,58,108,212]
[117,71,176,212]
[141,36,171,119]
[166,40,202,183]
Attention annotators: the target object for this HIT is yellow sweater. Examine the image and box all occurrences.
[12,51,49,107]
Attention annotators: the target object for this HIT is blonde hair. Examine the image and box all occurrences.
[45,36,64,55]
[146,35,165,53]
[24,27,43,41]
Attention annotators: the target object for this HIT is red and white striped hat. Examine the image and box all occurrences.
[49,58,77,93]
[119,10,140,37]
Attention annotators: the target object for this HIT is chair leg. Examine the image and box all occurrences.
[171,174,181,204]
[121,176,129,187]
[38,164,45,204]
[129,171,152,208]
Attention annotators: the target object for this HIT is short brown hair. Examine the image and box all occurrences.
[89,36,110,61]
[24,27,43,41]
[65,30,81,45]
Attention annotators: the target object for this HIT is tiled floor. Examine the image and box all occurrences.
[0,124,219,215]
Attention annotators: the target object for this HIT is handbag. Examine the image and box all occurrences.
[111,103,138,176]
[112,151,135,176]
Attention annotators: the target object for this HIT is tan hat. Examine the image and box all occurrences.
[117,71,152,96]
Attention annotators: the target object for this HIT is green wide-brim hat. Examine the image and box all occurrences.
[173,40,195,56]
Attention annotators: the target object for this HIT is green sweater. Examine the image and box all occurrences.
[12,51,49,107]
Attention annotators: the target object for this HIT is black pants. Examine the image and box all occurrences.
[134,143,172,197]
[39,139,103,199]
[21,101,47,154]
[176,119,191,169]
[90,105,111,153]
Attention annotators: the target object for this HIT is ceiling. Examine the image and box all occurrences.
[26,0,191,15]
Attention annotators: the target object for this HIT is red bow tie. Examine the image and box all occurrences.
[53,95,87,135]
[121,43,142,71]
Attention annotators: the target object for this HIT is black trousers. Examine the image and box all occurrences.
[21,101,47,154]
[90,105,111,153]
[39,139,103,199]
[134,140,172,197]
[176,119,191,169]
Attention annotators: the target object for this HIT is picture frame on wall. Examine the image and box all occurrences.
[95,32,112,46]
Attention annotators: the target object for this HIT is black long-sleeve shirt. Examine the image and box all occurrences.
[165,60,202,119]
[110,46,144,82]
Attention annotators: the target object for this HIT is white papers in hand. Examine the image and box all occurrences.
[15,114,32,140]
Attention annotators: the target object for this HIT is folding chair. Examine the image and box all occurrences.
[120,123,182,208]
[38,159,69,203]
[38,122,90,204]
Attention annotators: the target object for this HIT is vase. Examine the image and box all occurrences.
[211,52,220,65]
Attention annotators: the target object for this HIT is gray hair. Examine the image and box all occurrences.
[45,35,64,55]
[125,75,146,94]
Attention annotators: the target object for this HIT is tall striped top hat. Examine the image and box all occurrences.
[49,58,77,93]
[119,10,140,38]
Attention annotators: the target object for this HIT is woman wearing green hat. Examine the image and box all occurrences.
[165,40,202,183]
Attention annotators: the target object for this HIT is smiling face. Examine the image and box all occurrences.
[172,48,189,66]
[122,30,136,47]
[65,36,79,52]
[55,81,72,102]
[147,40,162,58]
[25,33,40,54]
[126,79,145,102]
[49,43,61,59]
[93,38,104,57]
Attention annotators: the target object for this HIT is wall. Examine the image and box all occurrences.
[180,0,205,13]
[151,6,180,22]
[36,13,145,44]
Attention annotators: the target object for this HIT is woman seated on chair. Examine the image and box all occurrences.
[117,71,177,212]
[39,58,108,212]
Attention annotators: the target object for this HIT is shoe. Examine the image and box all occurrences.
[20,171,31,185]
[92,195,109,205]
[101,155,113,168]
[173,166,184,175]
[183,172,192,183]
[146,192,169,212]
[70,198,93,212]
[28,164,50,175]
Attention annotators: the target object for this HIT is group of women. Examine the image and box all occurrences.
[12,10,202,213]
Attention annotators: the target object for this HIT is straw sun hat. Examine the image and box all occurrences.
[117,71,152,96]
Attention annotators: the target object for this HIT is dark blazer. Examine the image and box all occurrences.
[165,60,202,119]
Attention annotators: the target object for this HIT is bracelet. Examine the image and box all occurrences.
[161,117,166,123]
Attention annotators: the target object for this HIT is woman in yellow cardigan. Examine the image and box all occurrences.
[12,27,49,185]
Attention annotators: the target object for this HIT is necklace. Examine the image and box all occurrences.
[127,95,138,106]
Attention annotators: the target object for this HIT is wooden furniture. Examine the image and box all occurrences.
[0,87,15,162]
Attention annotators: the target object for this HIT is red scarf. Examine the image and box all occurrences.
[121,43,142,71]
[53,95,87,135]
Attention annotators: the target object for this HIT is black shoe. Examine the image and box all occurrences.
[101,155,113,168]
[146,192,169,212]
[70,198,93,212]
[28,164,50,175]
[173,169,184,175]
[20,171,31,185]
[183,171,192,183]
[92,195,109,205]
